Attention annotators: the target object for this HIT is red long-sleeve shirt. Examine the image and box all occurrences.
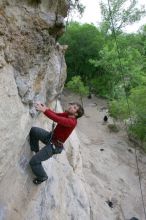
[44,109,77,143]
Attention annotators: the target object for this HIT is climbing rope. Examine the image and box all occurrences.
[107,0,146,219]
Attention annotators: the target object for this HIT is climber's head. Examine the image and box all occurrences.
[67,102,84,118]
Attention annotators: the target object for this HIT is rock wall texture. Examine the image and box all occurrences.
[0,1,90,219]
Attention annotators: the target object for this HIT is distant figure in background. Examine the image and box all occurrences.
[29,102,84,185]
[103,115,108,122]
[88,83,92,99]
[87,93,92,99]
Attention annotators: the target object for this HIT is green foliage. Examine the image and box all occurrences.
[59,22,104,82]
[58,6,146,144]
[66,76,89,96]
[90,76,114,98]
[66,75,89,106]
[90,34,145,98]
[100,0,146,34]
[108,98,131,120]
[128,86,146,141]
[109,86,146,142]
[68,0,85,16]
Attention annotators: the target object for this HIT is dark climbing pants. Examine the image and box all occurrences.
[29,127,63,180]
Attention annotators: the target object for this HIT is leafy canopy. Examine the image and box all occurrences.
[100,0,146,34]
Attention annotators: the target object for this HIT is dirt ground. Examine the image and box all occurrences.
[61,90,146,220]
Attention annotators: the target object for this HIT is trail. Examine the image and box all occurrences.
[61,90,146,220]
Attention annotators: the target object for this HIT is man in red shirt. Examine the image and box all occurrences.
[29,102,84,185]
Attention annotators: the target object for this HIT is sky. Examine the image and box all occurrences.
[70,0,146,33]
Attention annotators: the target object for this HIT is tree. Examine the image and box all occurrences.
[68,0,85,16]
[59,22,104,82]
[109,86,146,144]
[100,0,146,34]
[89,31,145,98]
[129,86,146,142]
[66,76,89,106]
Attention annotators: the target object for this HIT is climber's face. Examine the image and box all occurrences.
[67,104,79,117]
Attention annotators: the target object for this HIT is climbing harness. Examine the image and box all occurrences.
[107,0,146,219]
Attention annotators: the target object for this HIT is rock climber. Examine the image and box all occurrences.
[29,102,84,185]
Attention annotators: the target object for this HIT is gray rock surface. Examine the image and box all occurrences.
[0,0,67,115]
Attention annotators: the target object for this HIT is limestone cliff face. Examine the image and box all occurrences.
[0,1,90,219]
[0,0,68,114]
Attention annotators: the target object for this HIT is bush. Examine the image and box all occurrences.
[66,76,89,106]
[129,86,146,141]
[109,86,146,142]
[66,76,89,96]
[108,98,132,120]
